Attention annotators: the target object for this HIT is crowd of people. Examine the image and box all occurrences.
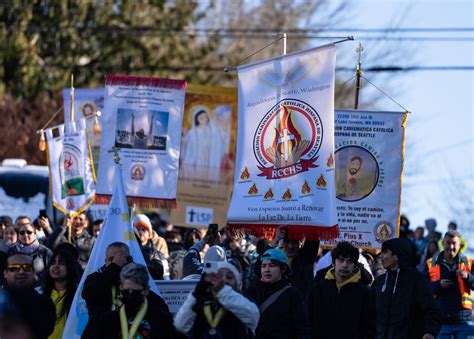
[0,211,472,339]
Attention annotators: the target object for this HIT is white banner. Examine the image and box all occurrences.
[45,119,96,216]
[322,110,407,249]
[63,166,161,338]
[96,75,186,208]
[227,45,338,240]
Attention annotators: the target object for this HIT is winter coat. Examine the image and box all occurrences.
[307,267,373,339]
[371,238,441,339]
[11,240,52,284]
[90,294,175,339]
[288,240,319,299]
[141,240,170,280]
[249,279,311,339]
[7,287,56,339]
[45,226,95,268]
[174,284,259,338]
[424,251,474,324]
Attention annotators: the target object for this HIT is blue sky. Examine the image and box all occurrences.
[319,0,473,234]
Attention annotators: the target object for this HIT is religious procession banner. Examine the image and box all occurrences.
[44,119,96,216]
[169,85,237,228]
[63,166,161,338]
[96,75,186,208]
[227,44,338,240]
[322,109,407,249]
[63,88,105,172]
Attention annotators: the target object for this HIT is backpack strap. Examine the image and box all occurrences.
[259,285,292,314]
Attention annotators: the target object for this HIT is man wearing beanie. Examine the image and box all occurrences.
[372,237,441,338]
[307,241,373,338]
[175,260,259,338]
[133,214,169,257]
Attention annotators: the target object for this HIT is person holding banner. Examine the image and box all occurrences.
[174,261,259,338]
[250,248,311,339]
[46,212,95,269]
[89,262,175,338]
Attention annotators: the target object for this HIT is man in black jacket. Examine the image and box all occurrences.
[307,241,373,339]
[372,237,441,339]
[81,241,132,338]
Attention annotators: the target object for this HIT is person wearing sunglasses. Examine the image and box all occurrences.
[89,262,175,338]
[2,253,56,339]
[11,221,52,285]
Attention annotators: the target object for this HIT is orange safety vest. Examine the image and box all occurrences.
[426,256,473,310]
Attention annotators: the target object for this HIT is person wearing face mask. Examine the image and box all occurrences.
[175,261,259,338]
[11,219,52,285]
[46,212,95,269]
[90,262,174,338]
[248,248,310,339]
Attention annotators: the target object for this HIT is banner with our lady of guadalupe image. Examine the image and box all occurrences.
[322,110,407,249]
[227,44,339,240]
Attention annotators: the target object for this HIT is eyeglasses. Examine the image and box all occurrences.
[7,264,33,273]
[19,230,34,236]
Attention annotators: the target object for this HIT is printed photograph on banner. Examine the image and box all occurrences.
[181,104,232,168]
[169,85,237,228]
[114,109,169,150]
[335,146,379,202]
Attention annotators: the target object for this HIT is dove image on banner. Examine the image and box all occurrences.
[45,119,96,217]
[63,166,161,339]
[96,75,186,208]
[322,110,407,249]
[227,44,338,240]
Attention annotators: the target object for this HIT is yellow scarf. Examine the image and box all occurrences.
[325,267,361,290]
[119,299,148,339]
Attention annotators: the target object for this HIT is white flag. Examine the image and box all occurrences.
[62,166,160,339]
[45,119,96,217]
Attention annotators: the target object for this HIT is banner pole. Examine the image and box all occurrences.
[68,74,74,243]
[280,32,287,55]
[354,43,364,110]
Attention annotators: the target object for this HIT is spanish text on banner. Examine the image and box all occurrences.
[227,45,338,240]
[96,75,186,208]
[322,109,407,249]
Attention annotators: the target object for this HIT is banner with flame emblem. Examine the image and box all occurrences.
[96,75,186,208]
[322,110,407,249]
[227,45,338,240]
[45,119,96,217]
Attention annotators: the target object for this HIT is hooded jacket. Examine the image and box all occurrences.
[371,238,441,339]
[307,267,373,339]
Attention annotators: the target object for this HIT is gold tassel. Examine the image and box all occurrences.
[39,130,46,151]
[93,116,101,135]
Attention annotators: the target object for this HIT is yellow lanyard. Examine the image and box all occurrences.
[112,286,123,310]
[203,304,225,331]
[119,299,148,339]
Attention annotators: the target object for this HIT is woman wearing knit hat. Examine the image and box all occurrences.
[174,260,259,338]
[249,248,311,339]
[132,214,169,280]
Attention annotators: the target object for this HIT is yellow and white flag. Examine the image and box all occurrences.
[45,119,96,217]
[62,166,160,338]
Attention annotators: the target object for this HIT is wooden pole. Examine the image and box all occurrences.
[354,43,364,110]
